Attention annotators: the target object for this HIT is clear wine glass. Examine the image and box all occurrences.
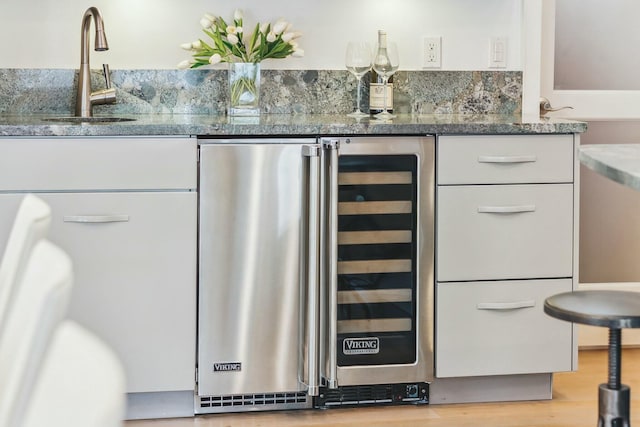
[345,42,372,118]
[372,41,399,120]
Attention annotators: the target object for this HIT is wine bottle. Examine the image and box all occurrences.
[369,30,394,115]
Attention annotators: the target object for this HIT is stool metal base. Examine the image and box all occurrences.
[598,384,630,427]
[544,291,640,426]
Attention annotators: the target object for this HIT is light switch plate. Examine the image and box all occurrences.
[489,37,507,68]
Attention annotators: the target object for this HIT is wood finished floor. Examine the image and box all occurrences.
[126,349,640,427]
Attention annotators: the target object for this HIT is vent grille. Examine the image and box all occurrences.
[198,392,309,411]
[323,385,394,405]
[316,383,429,408]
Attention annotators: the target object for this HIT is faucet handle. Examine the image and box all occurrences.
[102,63,111,89]
[92,64,116,107]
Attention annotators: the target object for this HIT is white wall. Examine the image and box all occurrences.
[0,0,522,71]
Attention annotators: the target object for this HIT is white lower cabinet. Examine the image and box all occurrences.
[435,134,578,380]
[0,137,197,405]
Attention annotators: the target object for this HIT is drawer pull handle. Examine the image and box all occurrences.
[477,300,536,310]
[478,155,537,164]
[63,215,130,223]
[477,205,536,214]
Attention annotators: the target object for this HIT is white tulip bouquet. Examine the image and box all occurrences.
[178,9,304,68]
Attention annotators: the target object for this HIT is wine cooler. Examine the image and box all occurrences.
[311,138,434,407]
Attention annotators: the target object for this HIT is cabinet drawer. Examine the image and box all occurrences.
[437,184,573,282]
[0,137,196,190]
[438,135,574,184]
[435,279,573,378]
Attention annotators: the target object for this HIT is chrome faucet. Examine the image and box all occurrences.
[75,7,116,118]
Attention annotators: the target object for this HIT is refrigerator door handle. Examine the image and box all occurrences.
[302,144,321,396]
[322,138,340,389]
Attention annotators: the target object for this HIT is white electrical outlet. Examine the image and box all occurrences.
[489,37,507,68]
[423,36,441,69]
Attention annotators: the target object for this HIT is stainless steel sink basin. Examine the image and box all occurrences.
[43,116,136,124]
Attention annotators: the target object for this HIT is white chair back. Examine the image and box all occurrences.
[21,320,126,427]
[0,194,51,338]
[0,239,73,427]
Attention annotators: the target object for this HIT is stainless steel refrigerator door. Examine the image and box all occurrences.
[322,136,436,387]
[198,139,315,397]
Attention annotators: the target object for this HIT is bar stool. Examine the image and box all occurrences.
[544,290,640,427]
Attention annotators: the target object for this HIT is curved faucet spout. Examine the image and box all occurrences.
[81,7,108,64]
[76,7,115,118]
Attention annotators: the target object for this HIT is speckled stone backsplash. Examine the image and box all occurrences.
[0,68,521,116]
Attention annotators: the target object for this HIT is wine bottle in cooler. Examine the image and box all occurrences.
[369,30,394,115]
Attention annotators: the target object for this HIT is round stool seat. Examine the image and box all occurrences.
[544,290,640,329]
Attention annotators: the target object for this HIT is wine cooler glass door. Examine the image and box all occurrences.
[338,154,417,366]
[326,137,434,387]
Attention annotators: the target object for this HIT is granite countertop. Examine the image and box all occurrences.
[579,144,640,191]
[0,113,586,137]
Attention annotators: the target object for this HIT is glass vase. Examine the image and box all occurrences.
[228,62,261,116]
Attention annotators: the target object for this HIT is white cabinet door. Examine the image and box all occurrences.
[0,192,197,393]
[436,278,573,378]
